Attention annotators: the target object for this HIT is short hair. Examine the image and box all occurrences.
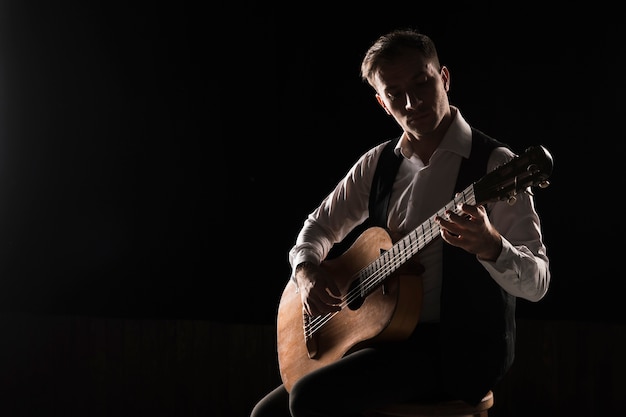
[360,29,441,88]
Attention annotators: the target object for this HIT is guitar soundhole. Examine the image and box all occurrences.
[346,279,365,310]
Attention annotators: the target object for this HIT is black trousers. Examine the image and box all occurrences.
[249,323,449,417]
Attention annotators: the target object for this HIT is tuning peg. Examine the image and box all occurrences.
[507,195,517,205]
[538,180,550,188]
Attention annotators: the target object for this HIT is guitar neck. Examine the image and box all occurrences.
[347,144,553,304]
[357,184,476,290]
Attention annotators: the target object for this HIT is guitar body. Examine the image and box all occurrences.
[277,227,423,392]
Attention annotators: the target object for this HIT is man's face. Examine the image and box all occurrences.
[373,49,450,138]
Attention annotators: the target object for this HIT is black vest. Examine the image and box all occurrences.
[367,129,515,405]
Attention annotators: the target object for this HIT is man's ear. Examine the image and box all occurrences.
[375,94,391,115]
[441,65,450,92]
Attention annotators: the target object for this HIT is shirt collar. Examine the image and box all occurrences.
[394,106,473,160]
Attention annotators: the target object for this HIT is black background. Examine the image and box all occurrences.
[0,1,624,325]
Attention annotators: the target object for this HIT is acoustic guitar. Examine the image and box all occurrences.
[277,145,553,392]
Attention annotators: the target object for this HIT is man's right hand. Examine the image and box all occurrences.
[295,262,343,317]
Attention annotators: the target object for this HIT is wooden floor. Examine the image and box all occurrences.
[0,313,624,417]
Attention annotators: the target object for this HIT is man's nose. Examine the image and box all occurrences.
[405,91,422,109]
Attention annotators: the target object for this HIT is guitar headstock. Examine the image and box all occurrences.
[474,145,553,205]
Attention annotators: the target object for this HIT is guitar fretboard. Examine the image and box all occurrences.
[356,185,477,296]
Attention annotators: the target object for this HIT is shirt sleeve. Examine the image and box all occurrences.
[288,144,386,280]
[478,147,551,301]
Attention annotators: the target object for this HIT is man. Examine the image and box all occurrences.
[251,28,550,417]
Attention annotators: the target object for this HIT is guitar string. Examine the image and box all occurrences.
[304,188,476,338]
